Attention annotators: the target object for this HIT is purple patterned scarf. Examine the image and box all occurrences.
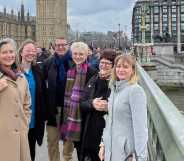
[60,63,88,141]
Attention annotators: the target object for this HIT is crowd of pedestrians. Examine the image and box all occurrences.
[0,36,148,161]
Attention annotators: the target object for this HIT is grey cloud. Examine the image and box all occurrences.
[0,0,135,35]
[68,0,135,16]
[69,6,133,33]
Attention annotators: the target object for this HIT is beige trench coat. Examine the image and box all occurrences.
[0,74,31,161]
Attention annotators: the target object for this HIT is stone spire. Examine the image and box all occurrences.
[21,1,25,21]
[3,7,6,16]
[27,11,30,21]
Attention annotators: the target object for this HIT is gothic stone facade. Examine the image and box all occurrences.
[0,4,36,47]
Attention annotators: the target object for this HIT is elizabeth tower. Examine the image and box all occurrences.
[36,0,67,48]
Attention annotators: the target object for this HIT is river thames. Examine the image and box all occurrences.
[161,87,184,113]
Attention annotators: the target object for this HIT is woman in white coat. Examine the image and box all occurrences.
[99,54,148,161]
[0,38,31,161]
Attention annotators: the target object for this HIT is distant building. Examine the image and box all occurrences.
[79,31,106,48]
[36,0,67,48]
[0,3,36,47]
[132,0,184,53]
[0,0,68,49]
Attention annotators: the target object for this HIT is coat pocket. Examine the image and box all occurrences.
[123,138,134,161]
[115,137,127,161]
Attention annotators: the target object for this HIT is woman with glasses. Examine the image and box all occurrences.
[18,39,46,161]
[0,38,31,161]
[79,49,117,161]
[99,54,148,161]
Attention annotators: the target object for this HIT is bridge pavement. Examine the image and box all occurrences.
[35,133,78,161]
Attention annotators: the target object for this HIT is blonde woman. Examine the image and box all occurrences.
[0,38,31,161]
[99,54,148,161]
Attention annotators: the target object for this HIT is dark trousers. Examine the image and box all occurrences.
[74,142,100,161]
[28,128,37,161]
[82,149,100,161]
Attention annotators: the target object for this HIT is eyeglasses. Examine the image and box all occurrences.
[100,61,112,66]
[55,43,68,48]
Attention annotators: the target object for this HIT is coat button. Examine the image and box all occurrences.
[15,114,19,118]
[14,129,18,132]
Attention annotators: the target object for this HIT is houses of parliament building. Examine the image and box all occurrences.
[0,0,67,48]
[0,3,36,47]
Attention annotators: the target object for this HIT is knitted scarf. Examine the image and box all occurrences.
[60,63,88,141]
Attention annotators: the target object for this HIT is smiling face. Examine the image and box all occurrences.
[115,59,134,81]
[0,43,16,68]
[99,58,113,75]
[72,48,88,65]
[21,43,37,63]
[55,38,69,56]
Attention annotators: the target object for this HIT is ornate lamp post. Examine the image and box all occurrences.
[118,23,121,50]
[140,4,148,44]
[140,3,150,62]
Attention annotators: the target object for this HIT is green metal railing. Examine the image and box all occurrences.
[137,63,184,161]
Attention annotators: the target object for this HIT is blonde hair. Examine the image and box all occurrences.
[18,39,36,64]
[110,54,138,85]
[70,41,89,55]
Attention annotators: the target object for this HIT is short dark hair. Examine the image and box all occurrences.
[55,37,67,42]
[100,49,117,65]
[88,45,93,51]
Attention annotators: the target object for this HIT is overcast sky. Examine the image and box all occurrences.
[0,0,136,35]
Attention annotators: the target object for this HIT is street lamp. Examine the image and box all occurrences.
[140,3,150,63]
[118,23,121,50]
[140,3,150,43]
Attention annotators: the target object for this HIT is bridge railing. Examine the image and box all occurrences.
[137,63,184,161]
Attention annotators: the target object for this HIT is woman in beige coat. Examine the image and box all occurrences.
[0,38,32,161]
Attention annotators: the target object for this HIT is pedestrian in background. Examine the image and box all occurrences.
[99,54,148,161]
[43,37,73,161]
[36,46,50,69]
[18,39,46,161]
[60,41,97,161]
[0,38,31,161]
[48,42,55,55]
[87,45,100,70]
[79,49,117,161]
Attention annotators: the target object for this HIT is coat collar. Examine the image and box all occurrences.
[112,80,129,92]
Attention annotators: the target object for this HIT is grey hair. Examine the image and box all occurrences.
[70,41,89,55]
[0,38,18,66]
[0,38,17,52]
